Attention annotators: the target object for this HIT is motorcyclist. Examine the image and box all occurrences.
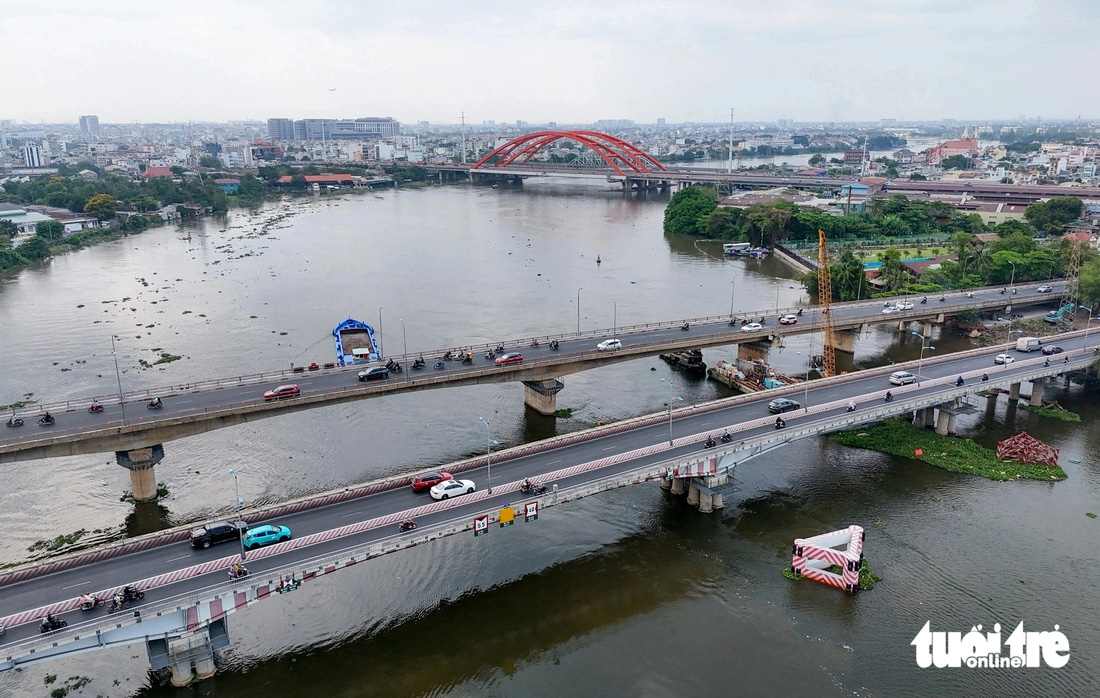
[42,410,53,423]
[846,400,856,412]
[7,413,17,425]
[796,308,803,316]
[981,373,989,382]
[775,417,785,428]
[522,478,532,491]
[149,396,161,407]
[721,428,731,441]
[956,376,964,386]
[497,343,505,353]
[90,400,101,411]
[1044,358,1050,367]
[705,436,716,448]
[80,593,96,608]
[884,391,893,402]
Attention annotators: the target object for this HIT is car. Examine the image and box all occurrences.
[494,352,524,365]
[1042,345,1064,355]
[767,398,800,414]
[895,301,914,310]
[889,371,916,386]
[263,384,300,401]
[1036,285,1053,293]
[994,353,1015,365]
[358,366,389,381]
[190,520,248,549]
[411,471,452,492]
[430,478,476,500]
[242,524,291,550]
[779,314,798,325]
[741,322,763,332]
[596,338,622,352]
[882,306,900,314]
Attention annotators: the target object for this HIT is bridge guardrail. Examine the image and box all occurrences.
[6,346,1091,660]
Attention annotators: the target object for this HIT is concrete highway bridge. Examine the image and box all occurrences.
[0,283,1063,498]
[0,327,1092,684]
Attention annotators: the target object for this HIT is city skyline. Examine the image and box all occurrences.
[3,0,1099,125]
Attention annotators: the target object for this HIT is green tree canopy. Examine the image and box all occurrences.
[84,193,119,220]
[663,186,717,236]
[941,154,971,170]
[1078,260,1100,309]
[35,220,65,240]
[199,155,221,168]
[1024,197,1084,234]
[701,207,743,239]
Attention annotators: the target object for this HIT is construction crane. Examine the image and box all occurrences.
[817,229,837,378]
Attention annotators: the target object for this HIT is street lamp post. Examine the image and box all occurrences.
[577,287,583,335]
[111,335,127,426]
[729,279,736,319]
[229,468,246,561]
[612,297,617,339]
[1080,306,1094,348]
[660,378,683,445]
[478,417,498,494]
[377,306,384,359]
[399,318,409,384]
[912,331,935,384]
[1008,262,1016,293]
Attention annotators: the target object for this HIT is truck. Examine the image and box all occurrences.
[1016,337,1042,352]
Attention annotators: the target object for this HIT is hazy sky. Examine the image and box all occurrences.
[4,0,1097,125]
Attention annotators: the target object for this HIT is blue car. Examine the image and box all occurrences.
[242,524,292,550]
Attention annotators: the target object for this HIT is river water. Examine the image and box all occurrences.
[0,180,1096,696]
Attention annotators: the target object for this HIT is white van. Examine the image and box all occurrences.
[1016,337,1042,352]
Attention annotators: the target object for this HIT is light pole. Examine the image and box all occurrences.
[229,468,246,561]
[399,318,409,384]
[660,378,683,445]
[577,287,583,334]
[1008,261,1016,293]
[478,417,498,494]
[1080,306,1094,348]
[111,335,127,425]
[612,297,617,339]
[803,309,817,410]
[729,279,736,319]
[912,331,935,384]
[377,306,384,359]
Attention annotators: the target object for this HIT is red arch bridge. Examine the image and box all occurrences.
[470,131,669,185]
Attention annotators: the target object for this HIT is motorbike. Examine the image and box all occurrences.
[796,308,803,316]
[461,356,473,365]
[680,323,690,331]
[40,615,67,633]
[399,520,417,532]
[728,318,738,326]
[920,297,928,304]
[89,403,103,413]
[939,296,946,302]
[981,374,989,382]
[1044,359,1050,367]
[884,392,894,402]
[549,339,560,350]
[228,565,250,580]
[38,415,55,426]
[720,432,732,443]
[496,343,505,353]
[6,417,23,428]
[1000,288,1006,295]
[386,360,402,373]
[774,418,786,430]
[520,482,549,496]
[704,437,716,448]
[966,292,974,298]
[147,400,162,410]
[79,596,105,611]
[485,350,496,360]
[412,357,426,369]
[442,351,453,361]
[846,402,856,412]
[956,377,964,386]
[434,361,446,370]
[530,339,540,347]
[1012,288,1018,295]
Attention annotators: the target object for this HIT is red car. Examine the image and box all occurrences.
[411,471,452,492]
[263,384,301,401]
[494,352,524,366]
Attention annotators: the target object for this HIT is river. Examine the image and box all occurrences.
[0,180,1096,696]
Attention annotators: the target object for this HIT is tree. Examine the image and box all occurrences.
[663,186,717,236]
[1078,260,1100,309]
[0,219,16,240]
[941,154,970,170]
[15,234,51,260]
[237,174,264,199]
[35,219,65,240]
[169,165,187,176]
[743,203,792,247]
[1024,196,1084,234]
[701,207,743,239]
[877,247,909,290]
[84,193,119,221]
[199,155,221,168]
[909,173,927,180]
[808,153,826,166]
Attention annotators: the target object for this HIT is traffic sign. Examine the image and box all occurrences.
[474,514,489,537]
[524,501,539,522]
[499,506,515,527]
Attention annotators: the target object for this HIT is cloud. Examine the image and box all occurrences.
[2,0,1097,123]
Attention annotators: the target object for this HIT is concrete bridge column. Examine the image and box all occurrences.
[737,343,770,362]
[659,475,672,491]
[919,407,935,428]
[670,477,684,495]
[711,492,724,510]
[522,379,564,415]
[922,322,933,338]
[698,491,714,513]
[167,631,215,687]
[1008,382,1021,401]
[935,409,952,436]
[827,330,858,354]
[686,483,700,507]
[116,445,165,501]
[1030,378,1046,407]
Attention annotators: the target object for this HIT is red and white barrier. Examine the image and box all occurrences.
[791,525,864,593]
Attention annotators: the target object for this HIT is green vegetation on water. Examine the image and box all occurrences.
[1024,404,1081,422]
[829,418,1067,482]
[552,408,574,418]
[28,529,88,553]
[781,559,881,591]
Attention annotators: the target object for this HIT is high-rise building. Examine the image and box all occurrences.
[23,144,43,167]
[267,118,295,141]
[79,115,100,134]
[657,118,666,126]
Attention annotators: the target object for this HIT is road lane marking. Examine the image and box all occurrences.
[547,459,561,465]
[341,511,362,518]
[61,580,90,590]
[166,555,192,563]
[602,446,615,451]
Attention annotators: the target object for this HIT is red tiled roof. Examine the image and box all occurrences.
[143,166,173,178]
[276,174,355,184]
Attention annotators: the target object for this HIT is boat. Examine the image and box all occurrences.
[333,318,379,366]
[658,349,706,374]
[708,359,800,393]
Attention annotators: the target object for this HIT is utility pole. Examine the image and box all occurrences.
[727,108,734,174]
[460,111,467,164]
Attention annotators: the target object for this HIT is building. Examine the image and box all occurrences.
[0,204,56,234]
[143,166,174,179]
[79,115,100,135]
[926,138,979,165]
[843,150,864,165]
[23,144,42,168]
[267,118,295,141]
[892,148,917,164]
[214,178,240,194]
[274,174,356,187]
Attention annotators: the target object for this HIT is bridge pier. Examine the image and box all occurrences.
[737,342,770,362]
[522,378,565,415]
[116,445,165,501]
[1009,382,1021,400]
[166,631,216,687]
[1030,378,1046,407]
[827,330,858,354]
[934,409,957,436]
[922,321,934,338]
[670,477,685,495]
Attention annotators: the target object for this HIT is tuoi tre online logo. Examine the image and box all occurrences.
[912,622,1070,668]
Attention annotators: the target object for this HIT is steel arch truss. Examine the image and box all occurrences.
[472,131,668,176]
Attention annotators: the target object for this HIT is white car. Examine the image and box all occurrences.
[1036,285,1053,293]
[889,371,916,385]
[429,478,476,500]
[741,322,763,332]
[596,338,622,352]
[882,306,900,314]
[895,301,914,310]
[994,353,1015,365]
[779,314,798,325]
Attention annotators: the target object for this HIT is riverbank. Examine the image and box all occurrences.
[829,418,1067,481]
